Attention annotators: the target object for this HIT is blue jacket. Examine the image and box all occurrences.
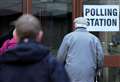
[57,28,104,82]
[0,40,70,82]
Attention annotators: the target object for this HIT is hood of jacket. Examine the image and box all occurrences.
[0,40,50,65]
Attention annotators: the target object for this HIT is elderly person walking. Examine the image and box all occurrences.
[57,17,104,82]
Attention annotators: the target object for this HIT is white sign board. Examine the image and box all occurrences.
[84,5,119,31]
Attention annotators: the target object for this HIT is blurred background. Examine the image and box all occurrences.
[0,0,120,82]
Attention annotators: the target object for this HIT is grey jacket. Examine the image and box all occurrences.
[57,28,104,82]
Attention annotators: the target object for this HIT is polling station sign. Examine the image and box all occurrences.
[84,5,119,31]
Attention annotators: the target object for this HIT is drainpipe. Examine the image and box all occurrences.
[22,0,32,14]
[72,0,83,29]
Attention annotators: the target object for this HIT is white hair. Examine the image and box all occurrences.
[73,17,87,28]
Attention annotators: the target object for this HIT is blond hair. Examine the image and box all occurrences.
[15,14,42,40]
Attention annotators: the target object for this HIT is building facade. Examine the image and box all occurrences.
[0,0,120,82]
